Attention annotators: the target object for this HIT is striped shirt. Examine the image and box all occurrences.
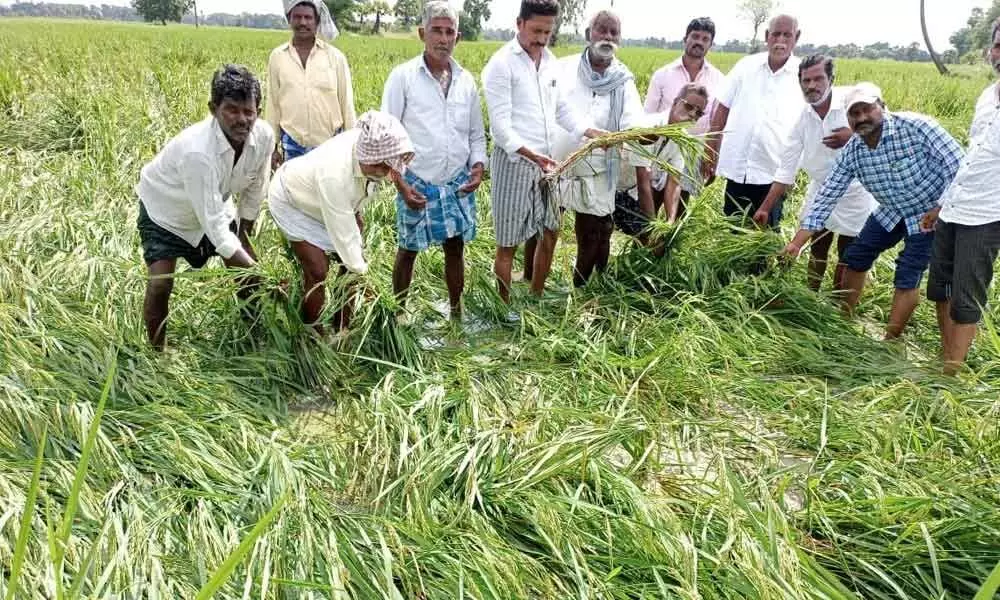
[802,112,963,235]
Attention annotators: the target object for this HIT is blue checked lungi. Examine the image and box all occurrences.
[396,170,476,252]
[281,128,344,160]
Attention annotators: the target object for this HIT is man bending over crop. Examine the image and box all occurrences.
[136,64,274,350]
[268,111,414,337]
[782,83,963,339]
[381,1,487,321]
[266,0,356,166]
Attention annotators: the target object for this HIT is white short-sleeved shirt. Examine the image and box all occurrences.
[939,82,1000,226]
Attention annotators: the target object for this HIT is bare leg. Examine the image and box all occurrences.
[495,246,516,304]
[840,268,868,316]
[594,215,613,276]
[291,241,330,331]
[330,263,354,331]
[937,300,977,375]
[885,288,920,340]
[808,229,834,292]
[392,248,418,307]
[573,213,597,288]
[833,235,855,292]
[523,235,537,282]
[143,259,176,351]
[443,236,465,319]
[530,228,559,296]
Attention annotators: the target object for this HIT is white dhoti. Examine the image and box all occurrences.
[267,171,337,253]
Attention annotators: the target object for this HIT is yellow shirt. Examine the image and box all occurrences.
[265,39,357,149]
[276,129,376,273]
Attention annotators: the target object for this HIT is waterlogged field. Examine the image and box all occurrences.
[2,18,1000,599]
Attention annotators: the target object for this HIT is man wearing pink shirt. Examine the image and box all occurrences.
[644,17,724,221]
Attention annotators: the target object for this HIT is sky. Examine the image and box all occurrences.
[1,0,988,50]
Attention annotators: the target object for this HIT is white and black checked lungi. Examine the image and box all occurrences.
[490,148,559,247]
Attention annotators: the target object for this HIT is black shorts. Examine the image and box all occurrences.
[723,180,783,230]
[926,218,1000,324]
[612,189,649,237]
[137,201,236,268]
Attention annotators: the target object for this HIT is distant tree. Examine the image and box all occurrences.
[394,0,419,29]
[550,0,585,46]
[324,0,360,31]
[920,0,949,74]
[131,0,193,25]
[460,0,491,41]
[738,0,773,53]
[359,0,390,34]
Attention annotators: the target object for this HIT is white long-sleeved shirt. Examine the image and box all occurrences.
[380,55,487,185]
[482,37,587,159]
[773,87,876,234]
[136,117,274,259]
[939,82,1000,226]
[275,129,375,274]
[716,52,804,185]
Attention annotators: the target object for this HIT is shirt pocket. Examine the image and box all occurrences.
[312,57,340,92]
[447,90,473,133]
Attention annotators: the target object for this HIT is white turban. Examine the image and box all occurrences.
[355,111,415,175]
[283,0,339,41]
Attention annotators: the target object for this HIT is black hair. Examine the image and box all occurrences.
[798,54,835,81]
[287,1,319,20]
[519,0,559,21]
[210,64,262,108]
[685,17,715,40]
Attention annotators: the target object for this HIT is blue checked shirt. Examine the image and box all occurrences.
[802,112,963,235]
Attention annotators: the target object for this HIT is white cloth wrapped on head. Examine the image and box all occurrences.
[283,0,339,41]
[355,111,415,175]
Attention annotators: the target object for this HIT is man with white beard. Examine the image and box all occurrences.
[551,10,644,287]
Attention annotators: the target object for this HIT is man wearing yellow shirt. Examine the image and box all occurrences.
[267,0,357,167]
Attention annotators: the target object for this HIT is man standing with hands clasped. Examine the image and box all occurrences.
[754,55,876,292]
[782,83,963,339]
[482,0,607,306]
[382,1,487,322]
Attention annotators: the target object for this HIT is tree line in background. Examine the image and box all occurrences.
[0,0,984,64]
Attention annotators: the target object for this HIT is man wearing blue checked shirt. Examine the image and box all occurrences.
[782,82,963,339]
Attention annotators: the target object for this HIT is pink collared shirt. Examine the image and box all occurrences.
[643,57,724,134]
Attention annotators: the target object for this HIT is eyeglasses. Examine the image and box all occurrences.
[678,98,705,119]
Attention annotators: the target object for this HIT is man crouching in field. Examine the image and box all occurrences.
[381,1,487,322]
[136,64,274,350]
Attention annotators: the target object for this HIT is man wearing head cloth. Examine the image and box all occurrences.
[266,0,356,168]
[783,82,963,340]
[268,111,414,335]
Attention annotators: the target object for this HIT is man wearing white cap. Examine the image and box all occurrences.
[266,0,356,167]
[754,55,876,292]
[922,18,1000,374]
[782,82,963,339]
[268,111,414,334]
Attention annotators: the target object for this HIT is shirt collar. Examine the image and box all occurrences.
[509,37,551,62]
[282,37,326,54]
[667,56,714,74]
[418,54,463,76]
[210,118,259,156]
[881,113,897,140]
[761,53,797,75]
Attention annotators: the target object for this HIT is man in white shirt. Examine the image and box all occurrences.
[382,1,487,321]
[550,10,644,287]
[644,17,724,221]
[136,64,274,350]
[482,0,605,303]
[753,55,875,291]
[703,14,804,229]
[924,19,1000,374]
[268,111,415,335]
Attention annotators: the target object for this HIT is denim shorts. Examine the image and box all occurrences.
[842,216,934,290]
